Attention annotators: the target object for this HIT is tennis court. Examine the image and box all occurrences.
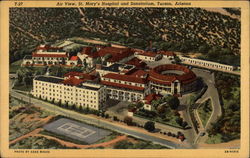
[43,118,111,144]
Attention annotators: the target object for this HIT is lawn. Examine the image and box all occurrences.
[93,132,120,144]
[197,99,212,127]
[10,60,23,73]
[13,83,32,92]
[205,133,223,144]
[134,109,184,129]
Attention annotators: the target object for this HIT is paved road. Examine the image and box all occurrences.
[192,68,222,143]
[10,90,189,149]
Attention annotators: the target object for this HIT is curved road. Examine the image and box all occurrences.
[192,68,222,144]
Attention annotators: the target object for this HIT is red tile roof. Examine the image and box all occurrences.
[129,69,148,78]
[149,64,197,85]
[98,47,133,62]
[62,77,84,86]
[158,51,176,56]
[80,47,99,58]
[81,47,92,54]
[70,56,79,61]
[137,51,157,57]
[64,72,96,80]
[101,80,144,91]
[125,57,147,68]
[144,94,162,104]
[103,73,147,84]
[32,53,67,58]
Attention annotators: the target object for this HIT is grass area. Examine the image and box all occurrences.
[10,136,78,149]
[13,83,32,92]
[206,72,240,143]
[134,113,183,129]
[10,60,23,73]
[39,130,89,145]
[9,103,54,141]
[197,99,212,127]
[93,132,120,144]
[113,139,168,149]
[205,133,223,144]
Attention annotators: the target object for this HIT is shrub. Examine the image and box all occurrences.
[144,121,155,132]
[113,116,118,121]
[124,116,133,126]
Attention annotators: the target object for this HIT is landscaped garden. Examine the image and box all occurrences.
[197,99,212,127]
[206,72,240,143]
[133,95,188,129]
[9,97,55,141]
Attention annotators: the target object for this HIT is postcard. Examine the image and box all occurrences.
[0,0,249,158]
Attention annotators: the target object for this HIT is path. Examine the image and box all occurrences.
[9,128,43,145]
[192,69,222,144]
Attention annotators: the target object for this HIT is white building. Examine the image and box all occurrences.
[134,51,162,62]
[32,76,106,110]
[22,44,69,66]
[100,70,150,102]
[178,56,235,71]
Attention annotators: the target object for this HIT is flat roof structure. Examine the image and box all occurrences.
[34,76,64,84]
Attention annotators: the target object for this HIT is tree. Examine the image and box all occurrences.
[175,117,183,125]
[17,73,23,84]
[58,100,62,107]
[151,99,161,109]
[198,43,210,54]
[64,102,69,109]
[128,103,136,111]
[23,76,31,86]
[182,121,188,128]
[114,140,133,149]
[144,121,155,132]
[156,105,166,114]
[136,102,144,109]
[51,98,55,104]
[56,66,63,77]
[113,116,118,121]
[168,96,180,110]
[124,116,133,126]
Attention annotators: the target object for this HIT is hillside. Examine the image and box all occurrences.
[9,8,240,64]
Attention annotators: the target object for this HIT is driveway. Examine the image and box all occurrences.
[192,68,222,144]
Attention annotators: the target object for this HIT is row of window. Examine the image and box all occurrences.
[36,94,98,105]
[33,57,65,60]
[35,82,98,95]
[182,58,233,70]
[102,78,144,87]
[35,90,98,100]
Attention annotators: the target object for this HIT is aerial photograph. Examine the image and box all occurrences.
[9,8,240,149]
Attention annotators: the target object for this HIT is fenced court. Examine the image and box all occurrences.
[43,118,111,144]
